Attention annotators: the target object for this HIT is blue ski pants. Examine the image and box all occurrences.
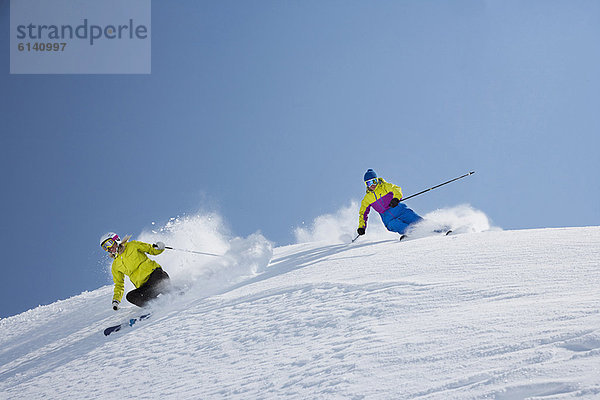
[380,203,423,234]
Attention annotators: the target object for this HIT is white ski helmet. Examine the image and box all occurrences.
[100,232,120,250]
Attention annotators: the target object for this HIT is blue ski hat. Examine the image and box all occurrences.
[363,169,377,182]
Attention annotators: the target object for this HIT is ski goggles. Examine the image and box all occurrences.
[102,238,117,251]
[365,178,378,187]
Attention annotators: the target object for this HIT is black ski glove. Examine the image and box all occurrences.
[112,300,120,311]
[389,198,400,208]
[357,227,366,236]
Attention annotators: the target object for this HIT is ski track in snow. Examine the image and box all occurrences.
[1,227,600,399]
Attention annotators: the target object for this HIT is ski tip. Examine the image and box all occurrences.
[103,325,121,336]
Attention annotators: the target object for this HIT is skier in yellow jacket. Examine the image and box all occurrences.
[357,169,423,239]
[100,232,171,310]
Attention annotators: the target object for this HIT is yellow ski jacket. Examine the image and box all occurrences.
[358,178,403,229]
[111,240,165,302]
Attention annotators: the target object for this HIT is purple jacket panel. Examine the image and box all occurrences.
[362,192,394,225]
[370,192,395,213]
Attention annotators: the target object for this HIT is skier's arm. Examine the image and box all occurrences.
[134,240,165,256]
[358,196,372,229]
[384,181,403,200]
[112,264,125,302]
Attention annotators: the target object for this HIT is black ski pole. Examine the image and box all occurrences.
[153,244,221,257]
[400,171,475,202]
[351,234,360,243]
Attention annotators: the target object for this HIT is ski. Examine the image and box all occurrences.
[399,229,452,242]
[103,313,151,336]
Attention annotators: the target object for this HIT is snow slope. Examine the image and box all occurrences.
[1,226,600,399]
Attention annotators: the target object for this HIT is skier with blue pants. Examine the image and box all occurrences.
[357,169,423,238]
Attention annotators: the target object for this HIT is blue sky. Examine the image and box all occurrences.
[1,0,599,318]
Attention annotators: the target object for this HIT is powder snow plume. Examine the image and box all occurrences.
[136,212,273,298]
[407,204,500,239]
[294,202,497,244]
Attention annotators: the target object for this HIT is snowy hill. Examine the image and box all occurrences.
[1,225,600,399]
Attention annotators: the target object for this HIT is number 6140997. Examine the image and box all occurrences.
[18,42,67,51]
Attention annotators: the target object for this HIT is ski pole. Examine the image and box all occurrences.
[351,234,360,243]
[400,171,475,202]
[153,244,221,257]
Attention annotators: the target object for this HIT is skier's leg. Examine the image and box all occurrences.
[126,268,171,307]
[147,269,171,297]
[399,207,423,225]
[387,203,407,219]
[126,287,147,307]
[381,207,410,234]
[385,218,411,234]
[383,204,421,234]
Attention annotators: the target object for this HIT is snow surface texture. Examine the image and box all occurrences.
[1,211,599,399]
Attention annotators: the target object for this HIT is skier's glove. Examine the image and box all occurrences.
[357,227,366,236]
[112,300,120,311]
[389,198,400,208]
[153,241,165,250]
